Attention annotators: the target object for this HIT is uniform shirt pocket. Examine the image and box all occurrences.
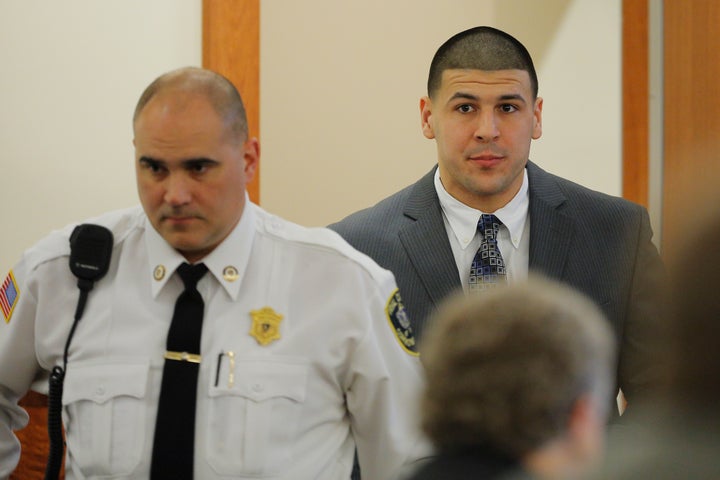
[206,357,308,476]
[63,361,149,478]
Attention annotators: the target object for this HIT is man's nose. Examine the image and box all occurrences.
[163,174,192,206]
[474,110,500,142]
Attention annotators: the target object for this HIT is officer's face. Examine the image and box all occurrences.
[133,91,258,263]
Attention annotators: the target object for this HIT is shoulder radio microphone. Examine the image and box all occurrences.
[45,224,113,480]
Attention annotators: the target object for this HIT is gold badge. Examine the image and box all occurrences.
[249,307,283,346]
[153,265,166,281]
[223,266,239,282]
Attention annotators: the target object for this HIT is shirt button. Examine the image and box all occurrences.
[252,383,264,393]
[95,387,106,398]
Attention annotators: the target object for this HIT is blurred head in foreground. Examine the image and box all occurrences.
[419,277,616,479]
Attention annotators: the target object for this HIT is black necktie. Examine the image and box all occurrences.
[151,262,208,479]
[469,214,507,291]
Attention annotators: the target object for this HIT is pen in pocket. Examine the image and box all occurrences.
[214,350,235,387]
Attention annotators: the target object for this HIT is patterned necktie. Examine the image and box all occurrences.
[469,214,507,291]
[151,262,208,479]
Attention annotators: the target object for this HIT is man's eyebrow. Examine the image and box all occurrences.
[498,93,527,104]
[182,157,218,167]
[448,92,479,103]
[138,156,163,165]
[137,156,218,166]
[447,92,528,104]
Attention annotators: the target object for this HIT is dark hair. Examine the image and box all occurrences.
[427,26,538,99]
[133,67,248,142]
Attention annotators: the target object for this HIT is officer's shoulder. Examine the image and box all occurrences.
[255,206,395,283]
[21,206,144,272]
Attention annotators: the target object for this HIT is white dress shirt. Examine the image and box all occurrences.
[434,168,530,289]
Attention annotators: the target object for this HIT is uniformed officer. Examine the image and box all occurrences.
[0,67,429,479]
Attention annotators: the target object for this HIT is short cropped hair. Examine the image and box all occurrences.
[132,66,248,142]
[427,26,538,99]
[420,277,615,458]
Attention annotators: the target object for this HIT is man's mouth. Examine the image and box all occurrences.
[469,152,504,166]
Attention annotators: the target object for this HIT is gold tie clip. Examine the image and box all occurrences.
[164,351,201,363]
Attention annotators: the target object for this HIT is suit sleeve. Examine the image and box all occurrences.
[617,207,668,416]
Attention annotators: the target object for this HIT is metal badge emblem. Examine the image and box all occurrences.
[223,266,239,282]
[249,307,284,346]
[153,265,166,281]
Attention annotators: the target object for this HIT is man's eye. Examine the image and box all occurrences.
[189,163,208,173]
[457,104,475,113]
[141,161,165,174]
[500,104,518,113]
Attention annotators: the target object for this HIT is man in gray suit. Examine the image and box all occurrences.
[329,26,665,419]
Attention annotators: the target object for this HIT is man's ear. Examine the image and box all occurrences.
[566,394,605,464]
[532,97,543,140]
[420,96,436,139]
[243,137,260,182]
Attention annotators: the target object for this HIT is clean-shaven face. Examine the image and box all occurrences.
[420,69,542,212]
[134,91,258,263]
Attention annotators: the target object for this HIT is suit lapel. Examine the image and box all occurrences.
[527,162,575,279]
[395,163,576,305]
[398,169,462,306]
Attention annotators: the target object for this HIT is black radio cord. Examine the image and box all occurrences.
[44,287,89,480]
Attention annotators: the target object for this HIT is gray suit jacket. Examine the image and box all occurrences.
[329,161,666,409]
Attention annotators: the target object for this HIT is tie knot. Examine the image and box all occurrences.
[478,214,502,238]
[177,262,208,290]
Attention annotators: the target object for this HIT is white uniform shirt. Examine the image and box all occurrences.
[0,202,428,479]
[434,168,530,288]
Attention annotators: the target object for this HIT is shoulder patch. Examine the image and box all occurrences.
[385,289,418,356]
[1,271,20,323]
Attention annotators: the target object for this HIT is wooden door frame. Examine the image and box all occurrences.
[622,0,649,209]
[203,0,261,204]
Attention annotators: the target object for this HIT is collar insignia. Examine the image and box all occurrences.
[153,265,166,281]
[223,266,239,282]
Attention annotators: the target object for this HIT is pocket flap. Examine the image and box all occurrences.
[63,362,149,405]
[210,359,307,402]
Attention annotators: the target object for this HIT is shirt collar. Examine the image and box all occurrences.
[434,167,529,249]
[145,195,257,300]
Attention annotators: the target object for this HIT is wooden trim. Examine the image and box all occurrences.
[622,0,649,207]
[203,0,261,204]
[661,0,720,262]
[13,393,60,479]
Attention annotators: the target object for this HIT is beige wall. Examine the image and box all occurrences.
[260,0,622,226]
[0,0,621,276]
[0,0,202,276]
